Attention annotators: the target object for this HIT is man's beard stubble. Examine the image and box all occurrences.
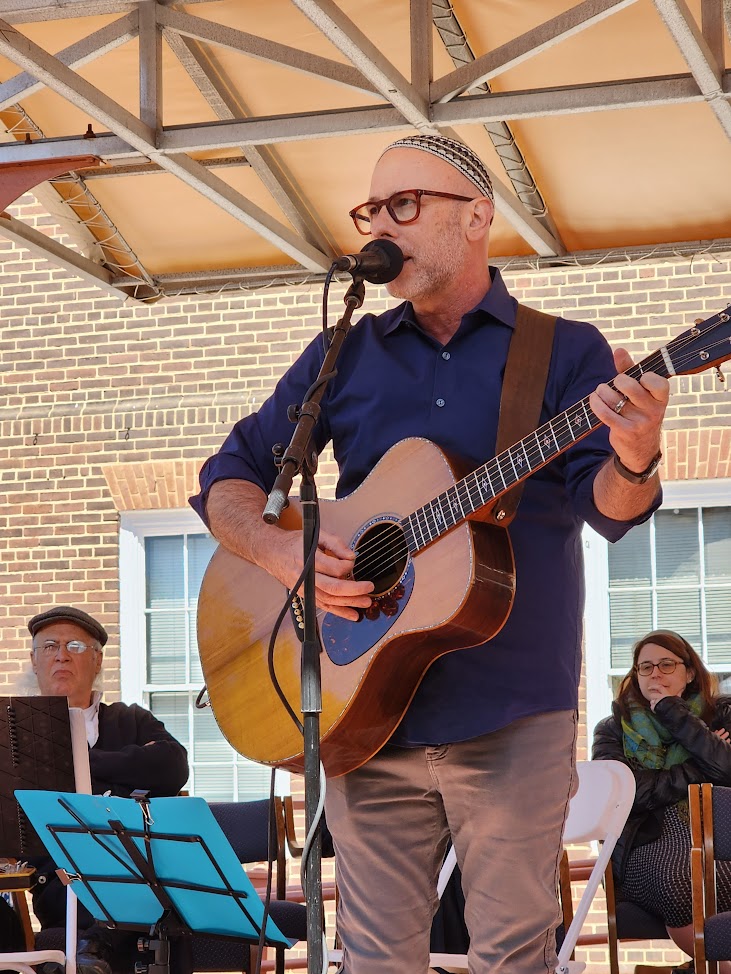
[385,215,470,306]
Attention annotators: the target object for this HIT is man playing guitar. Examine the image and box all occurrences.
[191,134,668,974]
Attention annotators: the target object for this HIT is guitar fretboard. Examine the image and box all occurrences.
[400,357,656,554]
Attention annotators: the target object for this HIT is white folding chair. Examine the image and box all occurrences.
[556,760,635,973]
[428,759,636,974]
[0,707,91,974]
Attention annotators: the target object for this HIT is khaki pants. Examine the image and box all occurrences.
[325,709,577,974]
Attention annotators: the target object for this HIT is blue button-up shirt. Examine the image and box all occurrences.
[190,268,659,745]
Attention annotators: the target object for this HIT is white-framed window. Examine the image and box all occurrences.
[585,479,731,740]
[119,509,286,800]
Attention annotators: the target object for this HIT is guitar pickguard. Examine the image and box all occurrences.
[321,560,415,665]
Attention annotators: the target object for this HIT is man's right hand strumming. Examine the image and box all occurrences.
[206,479,374,621]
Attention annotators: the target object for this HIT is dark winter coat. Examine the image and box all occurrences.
[592,694,731,886]
[31,700,189,929]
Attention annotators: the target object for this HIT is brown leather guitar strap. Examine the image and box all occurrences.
[487,303,557,527]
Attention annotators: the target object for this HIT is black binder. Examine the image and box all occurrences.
[0,696,75,858]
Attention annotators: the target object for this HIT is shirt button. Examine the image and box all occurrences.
[441,351,451,360]
[436,398,445,407]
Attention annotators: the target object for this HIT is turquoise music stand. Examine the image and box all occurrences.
[15,790,292,973]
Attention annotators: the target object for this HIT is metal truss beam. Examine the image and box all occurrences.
[152,151,332,271]
[0,18,155,147]
[434,74,722,125]
[0,210,132,299]
[2,0,729,268]
[155,74,724,151]
[289,0,434,132]
[1,0,218,24]
[156,7,379,97]
[701,0,725,67]
[0,136,141,162]
[0,17,332,271]
[432,0,640,103]
[79,156,251,178]
[1,72,726,168]
[139,1,162,132]
[487,176,563,257]
[0,12,138,111]
[410,0,433,104]
[0,99,158,299]
[653,0,731,139]
[431,4,564,260]
[163,29,336,257]
[151,236,731,294]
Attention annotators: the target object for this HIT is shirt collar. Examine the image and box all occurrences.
[73,689,102,748]
[383,266,517,336]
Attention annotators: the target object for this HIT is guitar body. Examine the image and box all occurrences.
[197,437,516,777]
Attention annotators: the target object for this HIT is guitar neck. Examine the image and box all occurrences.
[401,347,671,553]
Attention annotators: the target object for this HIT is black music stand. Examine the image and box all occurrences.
[0,696,76,859]
[15,790,292,974]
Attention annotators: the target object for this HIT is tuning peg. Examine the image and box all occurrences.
[695,318,704,324]
[715,366,726,385]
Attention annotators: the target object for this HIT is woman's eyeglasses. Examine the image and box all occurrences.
[635,659,686,677]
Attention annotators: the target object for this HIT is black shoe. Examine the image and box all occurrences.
[76,937,113,974]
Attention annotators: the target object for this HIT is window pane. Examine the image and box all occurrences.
[610,590,652,669]
[141,526,288,804]
[146,537,185,608]
[147,612,187,683]
[704,508,731,582]
[655,509,700,585]
[149,692,190,749]
[656,589,701,648]
[193,703,233,762]
[609,675,624,699]
[188,534,218,602]
[194,766,235,802]
[706,589,731,665]
[189,615,203,684]
[608,519,651,585]
[236,759,274,801]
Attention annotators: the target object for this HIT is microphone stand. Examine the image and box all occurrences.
[262,275,366,974]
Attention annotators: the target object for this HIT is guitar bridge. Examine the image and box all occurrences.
[289,593,305,641]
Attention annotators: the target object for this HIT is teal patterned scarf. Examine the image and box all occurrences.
[621,693,704,770]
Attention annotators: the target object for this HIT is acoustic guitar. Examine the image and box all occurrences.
[197,306,731,777]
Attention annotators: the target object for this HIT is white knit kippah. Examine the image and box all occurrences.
[382,134,494,202]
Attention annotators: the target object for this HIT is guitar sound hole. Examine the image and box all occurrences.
[352,521,408,597]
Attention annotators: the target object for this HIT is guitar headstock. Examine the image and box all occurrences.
[666,306,731,377]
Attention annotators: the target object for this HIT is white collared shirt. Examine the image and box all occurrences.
[72,689,102,748]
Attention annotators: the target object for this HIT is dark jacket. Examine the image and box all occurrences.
[592,694,731,886]
[89,701,189,798]
[31,700,189,929]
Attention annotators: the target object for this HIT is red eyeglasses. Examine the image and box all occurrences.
[349,188,477,235]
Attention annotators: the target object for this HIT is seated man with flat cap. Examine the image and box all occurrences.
[27,605,189,974]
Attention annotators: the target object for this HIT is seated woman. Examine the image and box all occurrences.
[593,628,731,971]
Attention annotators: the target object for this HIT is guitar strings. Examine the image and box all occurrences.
[348,325,730,584]
[351,337,725,582]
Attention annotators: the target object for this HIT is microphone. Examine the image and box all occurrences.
[331,239,404,285]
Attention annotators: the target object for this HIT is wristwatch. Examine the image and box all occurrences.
[613,450,663,485]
